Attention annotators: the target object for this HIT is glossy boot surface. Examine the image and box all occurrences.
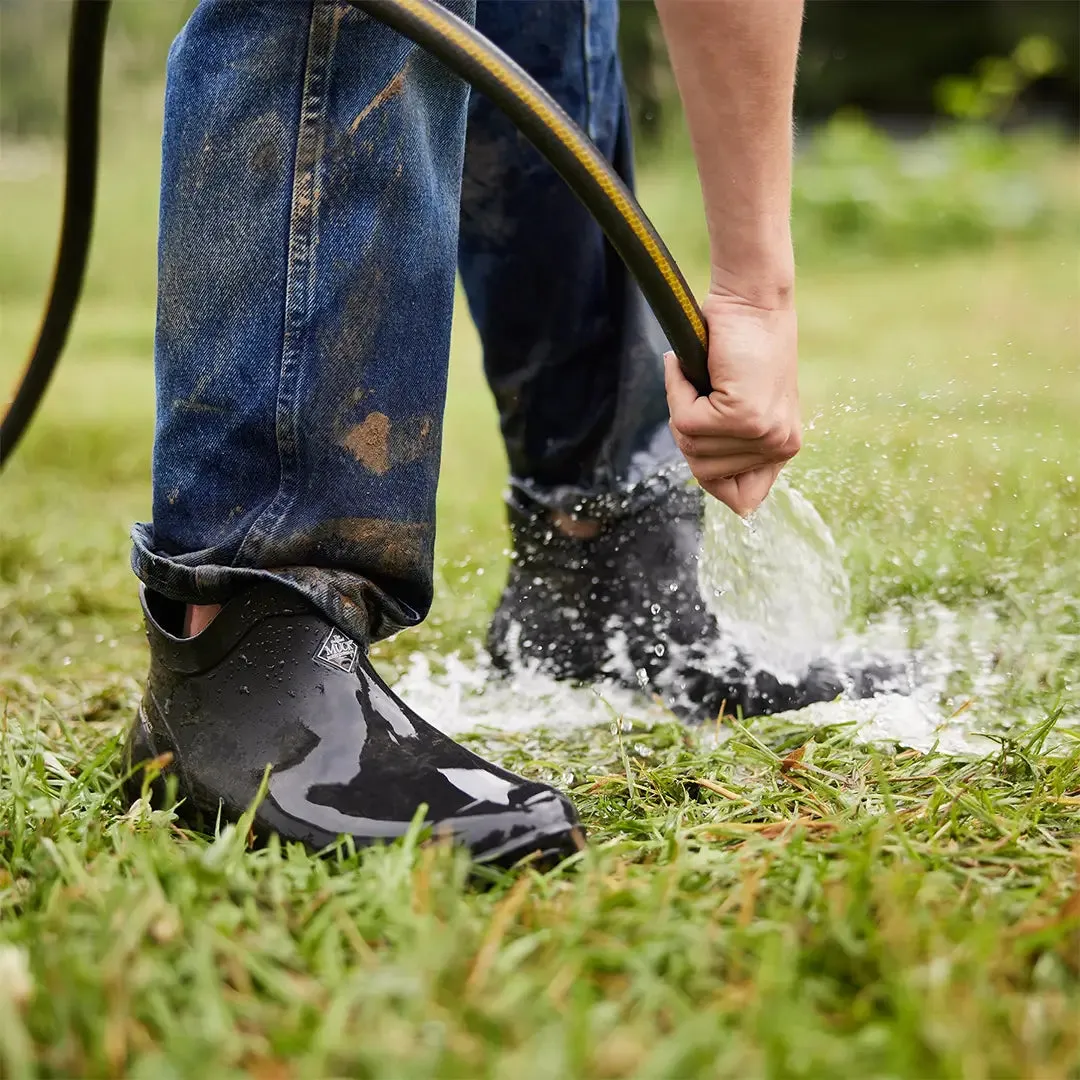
[489,483,909,721]
[128,583,584,866]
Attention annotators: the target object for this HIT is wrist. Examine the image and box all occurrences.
[709,232,795,311]
[708,267,795,311]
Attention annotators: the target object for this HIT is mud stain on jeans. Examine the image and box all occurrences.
[307,517,430,581]
[157,106,289,355]
[250,132,281,174]
[341,412,433,475]
[322,264,385,388]
[341,411,392,473]
[350,56,413,135]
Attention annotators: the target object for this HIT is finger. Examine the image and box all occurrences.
[701,465,779,517]
[669,392,799,444]
[686,453,775,482]
[701,476,742,515]
[672,430,795,463]
[732,466,782,515]
[663,352,705,419]
[665,353,741,438]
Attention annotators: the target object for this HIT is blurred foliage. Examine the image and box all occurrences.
[0,0,195,136]
[622,0,1080,140]
[935,33,1064,123]
[790,35,1073,258]
[796,1,1079,123]
[792,117,1063,259]
[0,1,68,136]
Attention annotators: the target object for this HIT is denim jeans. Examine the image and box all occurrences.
[132,0,678,645]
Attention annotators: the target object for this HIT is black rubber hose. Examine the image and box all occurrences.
[349,0,711,393]
[0,0,111,470]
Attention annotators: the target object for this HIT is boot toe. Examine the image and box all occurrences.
[460,785,585,868]
[131,582,586,867]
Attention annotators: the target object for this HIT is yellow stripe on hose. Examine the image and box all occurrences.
[394,0,708,351]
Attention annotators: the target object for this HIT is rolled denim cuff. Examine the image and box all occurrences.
[131,522,255,605]
[130,522,410,646]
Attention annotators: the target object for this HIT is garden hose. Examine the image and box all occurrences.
[0,0,711,471]
[0,0,110,470]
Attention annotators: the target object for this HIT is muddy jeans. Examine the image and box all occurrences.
[131,0,679,644]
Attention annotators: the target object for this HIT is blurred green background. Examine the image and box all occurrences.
[2,0,1078,277]
[3,1,1079,136]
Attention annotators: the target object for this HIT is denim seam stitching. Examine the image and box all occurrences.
[233,0,339,571]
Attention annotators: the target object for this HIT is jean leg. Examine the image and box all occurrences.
[132,0,475,644]
[459,0,678,517]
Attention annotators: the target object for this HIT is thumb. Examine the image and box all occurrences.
[707,464,782,517]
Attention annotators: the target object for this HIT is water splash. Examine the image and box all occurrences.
[390,599,1065,758]
[698,476,851,679]
[392,650,672,738]
[389,475,1074,757]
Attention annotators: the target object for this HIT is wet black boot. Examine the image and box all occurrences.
[489,482,908,721]
[126,582,584,866]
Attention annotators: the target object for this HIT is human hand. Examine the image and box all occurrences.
[664,288,801,517]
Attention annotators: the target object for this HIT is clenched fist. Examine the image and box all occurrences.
[665,288,801,517]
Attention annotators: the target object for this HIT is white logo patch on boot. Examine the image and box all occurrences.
[314,629,359,674]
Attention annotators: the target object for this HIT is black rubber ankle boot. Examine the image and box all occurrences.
[489,482,909,722]
[126,582,584,866]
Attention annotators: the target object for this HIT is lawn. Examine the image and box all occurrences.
[1,102,1078,1078]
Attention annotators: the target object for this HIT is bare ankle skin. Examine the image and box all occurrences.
[184,603,222,637]
[550,511,601,540]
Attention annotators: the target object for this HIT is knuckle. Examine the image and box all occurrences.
[753,419,801,458]
[736,409,771,442]
[761,425,789,455]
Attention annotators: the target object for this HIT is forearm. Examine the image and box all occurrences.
[655,0,803,308]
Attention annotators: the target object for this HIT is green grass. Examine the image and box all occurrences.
[1,111,1078,1078]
